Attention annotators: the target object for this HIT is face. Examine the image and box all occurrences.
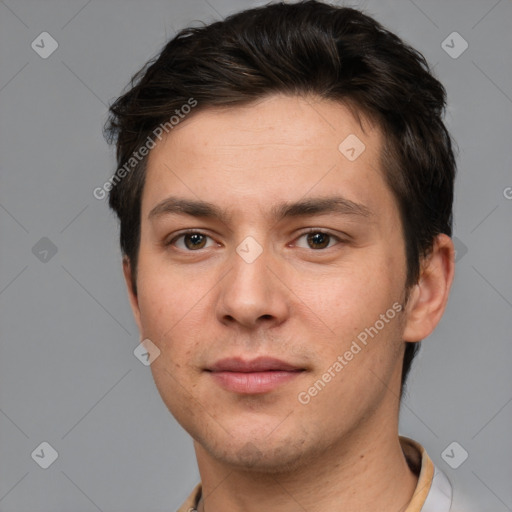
[127,94,416,472]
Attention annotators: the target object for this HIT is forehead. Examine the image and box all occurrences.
[149,94,382,157]
[142,94,392,220]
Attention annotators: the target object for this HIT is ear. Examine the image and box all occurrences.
[122,256,142,334]
[402,234,455,342]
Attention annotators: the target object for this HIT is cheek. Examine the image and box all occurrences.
[135,263,215,385]
[302,259,399,326]
[295,256,406,378]
[136,273,207,420]
[135,252,204,337]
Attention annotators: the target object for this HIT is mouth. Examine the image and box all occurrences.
[205,357,306,394]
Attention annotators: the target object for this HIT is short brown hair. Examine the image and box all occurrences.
[104,0,456,395]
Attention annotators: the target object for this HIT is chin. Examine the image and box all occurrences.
[195,424,319,475]
[224,443,309,475]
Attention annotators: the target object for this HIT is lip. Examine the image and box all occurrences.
[208,356,302,373]
[206,357,305,394]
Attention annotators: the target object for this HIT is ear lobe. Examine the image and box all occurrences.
[122,257,142,334]
[402,234,455,342]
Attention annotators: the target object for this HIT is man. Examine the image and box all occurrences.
[104,1,458,510]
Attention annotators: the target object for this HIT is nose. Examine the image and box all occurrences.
[216,240,290,330]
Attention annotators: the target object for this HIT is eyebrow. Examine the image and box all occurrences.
[148,195,373,224]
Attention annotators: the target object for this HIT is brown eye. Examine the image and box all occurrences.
[295,230,341,250]
[183,233,207,250]
[169,231,214,251]
[306,232,330,249]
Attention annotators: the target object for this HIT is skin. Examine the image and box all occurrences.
[123,94,455,512]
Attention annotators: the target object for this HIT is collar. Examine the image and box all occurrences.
[400,436,453,512]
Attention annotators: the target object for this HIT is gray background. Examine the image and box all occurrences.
[0,0,511,510]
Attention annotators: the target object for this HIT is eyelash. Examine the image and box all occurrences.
[166,228,345,252]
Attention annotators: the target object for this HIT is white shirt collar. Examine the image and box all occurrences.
[421,464,453,512]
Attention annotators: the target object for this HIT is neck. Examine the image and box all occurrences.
[194,417,418,512]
